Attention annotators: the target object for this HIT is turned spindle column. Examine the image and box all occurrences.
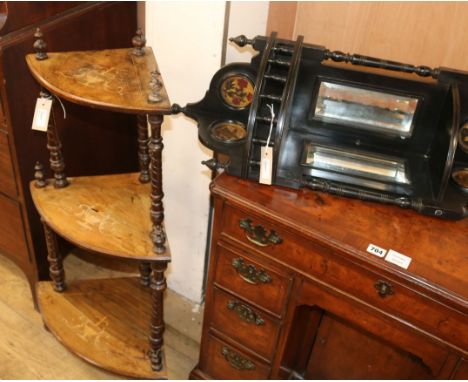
[149,261,168,371]
[34,161,48,188]
[148,114,166,254]
[137,114,150,183]
[42,218,66,292]
[139,262,152,287]
[41,91,68,188]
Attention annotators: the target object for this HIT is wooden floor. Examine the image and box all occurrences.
[0,251,202,379]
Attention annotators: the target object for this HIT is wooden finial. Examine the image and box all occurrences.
[34,161,48,188]
[132,28,146,56]
[148,71,163,103]
[33,28,48,60]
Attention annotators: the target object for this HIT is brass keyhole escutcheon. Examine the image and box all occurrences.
[374,280,394,298]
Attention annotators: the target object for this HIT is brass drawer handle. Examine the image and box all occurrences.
[232,257,272,285]
[227,300,265,326]
[221,346,256,371]
[239,218,283,247]
[374,280,394,298]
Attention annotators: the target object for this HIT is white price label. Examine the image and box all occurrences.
[259,145,273,185]
[366,243,387,258]
[32,97,52,132]
[385,249,412,269]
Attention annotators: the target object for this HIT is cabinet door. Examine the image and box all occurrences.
[0,129,17,197]
[281,280,450,379]
[0,193,29,264]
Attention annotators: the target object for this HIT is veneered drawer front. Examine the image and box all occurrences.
[203,333,271,379]
[0,193,28,260]
[211,287,281,361]
[214,242,291,318]
[0,130,17,198]
[221,203,468,351]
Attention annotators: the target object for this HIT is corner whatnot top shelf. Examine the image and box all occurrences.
[27,28,172,379]
[26,47,171,114]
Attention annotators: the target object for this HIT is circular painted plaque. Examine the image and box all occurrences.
[452,168,468,191]
[220,75,254,109]
[210,121,247,143]
[459,122,468,153]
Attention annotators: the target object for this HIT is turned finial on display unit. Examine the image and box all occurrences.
[34,161,48,188]
[33,28,48,60]
[132,28,146,56]
[148,70,163,103]
[229,34,254,47]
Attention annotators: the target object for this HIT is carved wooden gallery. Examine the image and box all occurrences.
[0,2,466,380]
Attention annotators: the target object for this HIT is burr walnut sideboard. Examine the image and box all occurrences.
[0,2,138,304]
[191,173,467,379]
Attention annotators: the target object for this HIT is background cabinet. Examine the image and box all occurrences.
[191,173,467,379]
[0,2,138,302]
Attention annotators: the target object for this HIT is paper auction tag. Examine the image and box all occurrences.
[385,249,412,269]
[31,97,52,132]
[260,103,275,185]
[259,145,273,185]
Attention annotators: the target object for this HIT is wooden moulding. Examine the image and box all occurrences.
[36,278,167,379]
[25,47,171,114]
[30,172,170,261]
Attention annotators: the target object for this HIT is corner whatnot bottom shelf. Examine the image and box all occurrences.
[32,172,171,378]
[37,277,167,379]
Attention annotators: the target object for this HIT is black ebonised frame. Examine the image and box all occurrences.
[174,33,468,219]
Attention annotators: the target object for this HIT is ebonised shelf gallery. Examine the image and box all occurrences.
[26,29,172,379]
[174,32,468,219]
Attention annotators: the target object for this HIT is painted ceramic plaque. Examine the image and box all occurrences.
[452,168,468,191]
[211,121,247,143]
[220,75,254,109]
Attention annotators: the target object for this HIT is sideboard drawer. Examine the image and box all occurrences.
[214,242,291,318]
[0,193,28,261]
[0,130,17,198]
[211,287,281,361]
[204,333,271,379]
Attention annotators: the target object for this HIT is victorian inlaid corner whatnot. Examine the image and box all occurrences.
[26,28,172,379]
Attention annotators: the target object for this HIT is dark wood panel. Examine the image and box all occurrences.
[0,129,16,197]
[0,2,82,35]
[0,192,29,264]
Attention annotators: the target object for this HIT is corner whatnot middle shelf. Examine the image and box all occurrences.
[31,173,170,262]
[26,28,172,379]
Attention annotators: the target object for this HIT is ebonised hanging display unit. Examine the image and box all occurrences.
[173,32,468,219]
